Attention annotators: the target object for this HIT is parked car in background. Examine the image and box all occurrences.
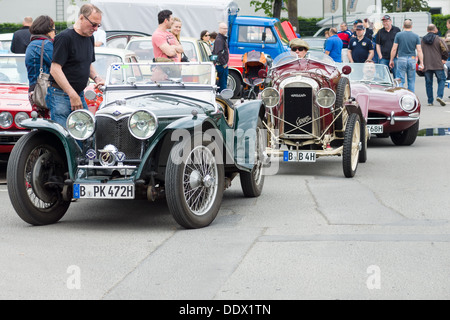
[125,36,245,98]
[85,47,139,113]
[105,30,150,49]
[261,51,368,178]
[0,54,31,160]
[339,62,421,146]
[8,61,266,229]
[0,33,13,53]
[301,37,349,63]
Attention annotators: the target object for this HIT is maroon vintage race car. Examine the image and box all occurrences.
[0,54,32,160]
[260,51,369,178]
[340,62,421,146]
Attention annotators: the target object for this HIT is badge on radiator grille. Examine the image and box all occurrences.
[99,144,118,167]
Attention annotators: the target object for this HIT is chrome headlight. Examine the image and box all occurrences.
[0,112,13,129]
[66,110,95,140]
[400,95,417,112]
[317,88,336,108]
[14,112,30,128]
[128,110,158,140]
[261,88,280,108]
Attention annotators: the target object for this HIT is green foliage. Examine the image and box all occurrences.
[250,0,286,17]
[0,22,69,34]
[381,0,430,12]
[432,14,450,36]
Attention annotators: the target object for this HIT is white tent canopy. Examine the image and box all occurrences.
[91,0,234,38]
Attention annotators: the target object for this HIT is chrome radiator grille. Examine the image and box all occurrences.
[283,87,314,135]
[95,116,142,159]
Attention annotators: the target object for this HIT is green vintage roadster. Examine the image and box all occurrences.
[7,61,266,228]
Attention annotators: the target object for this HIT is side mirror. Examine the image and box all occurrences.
[219,88,234,100]
[85,90,99,101]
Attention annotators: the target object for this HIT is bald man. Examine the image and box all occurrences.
[11,16,33,53]
[212,22,229,92]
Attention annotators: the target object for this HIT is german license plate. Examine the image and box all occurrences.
[367,125,383,134]
[283,151,316,162]
[73,184,135,199]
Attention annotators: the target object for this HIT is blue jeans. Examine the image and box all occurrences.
[396,56,416,92]
[216,64,229,93]
[46,86,88,128]
[424,69,446,104]
[379,58,397,78]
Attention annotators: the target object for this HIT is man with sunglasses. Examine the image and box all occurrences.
[289,38,309,59]
[47,4,104,128]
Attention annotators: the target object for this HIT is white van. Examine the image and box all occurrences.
[314,11,432,38]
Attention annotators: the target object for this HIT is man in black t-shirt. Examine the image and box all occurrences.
[376,15,401,76]
[47,4,105,127]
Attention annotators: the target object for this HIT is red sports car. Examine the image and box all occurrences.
[0,54,31,160]
[341,62,421,146]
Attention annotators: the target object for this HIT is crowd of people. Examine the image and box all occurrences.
[289,15,450,106]
[9,5,228,127]
[7,5,450,127]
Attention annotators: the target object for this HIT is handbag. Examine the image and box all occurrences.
[31,40,50,109]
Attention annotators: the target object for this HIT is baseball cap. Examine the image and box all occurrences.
[355,25,364,30]
[354,19,363,24]
[382,15,391,20]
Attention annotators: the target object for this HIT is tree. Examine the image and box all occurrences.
[286,0,299,33]
[250,0,286,18]
[382,0,430,12]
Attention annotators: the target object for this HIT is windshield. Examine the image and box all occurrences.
[272,51,336,67]
[0,55,28,84]
[92,54,122,80]
[273,21,289,44]
[338,63,393,85]
[106,62,216,86]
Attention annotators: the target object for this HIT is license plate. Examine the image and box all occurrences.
[367,125,383,134]
[73,184,135,199]
[283,151,316,162]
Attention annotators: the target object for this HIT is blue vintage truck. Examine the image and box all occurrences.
[227,15,294,59]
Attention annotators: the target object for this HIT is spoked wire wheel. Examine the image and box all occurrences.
[166,132,224,228]
[240,118,265,197]
[7,131,70,225]
[182,145,219,215]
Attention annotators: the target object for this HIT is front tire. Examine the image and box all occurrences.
[240,118,265,197]
[166,132,225,228]
[390,121,419,146]
[343,113,361,178]
[227,70,242,99]
[7,131,70,225]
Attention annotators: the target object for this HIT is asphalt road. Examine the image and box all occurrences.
[1,75,450,300]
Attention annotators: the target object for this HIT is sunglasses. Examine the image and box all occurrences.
[84,15,101,28]
[291,47,306,52]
